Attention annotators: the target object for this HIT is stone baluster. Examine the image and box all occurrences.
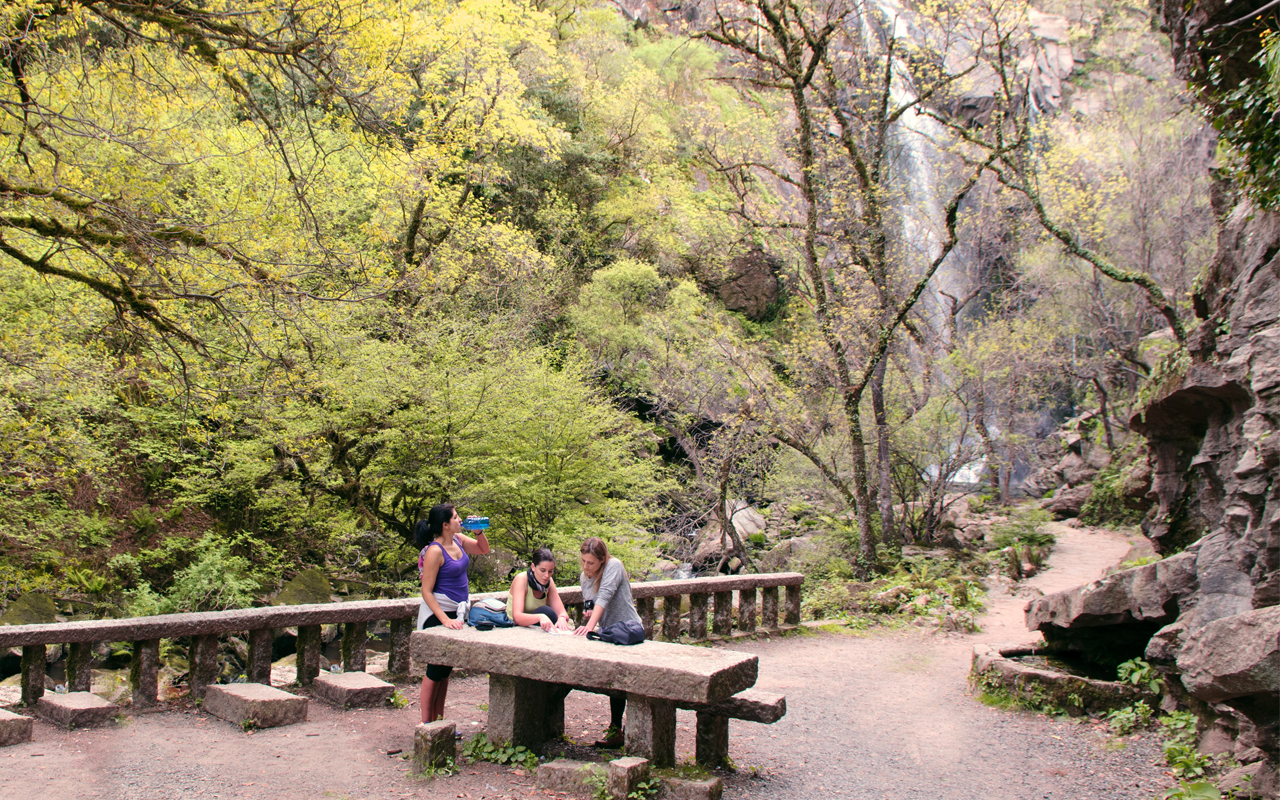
[661,595,682,640]
[637,597,655,639]
[712,592,732,637]
[785,584,802,625]
[189,634,219,700]
[296,625,322,685]
[130,639,160,709]
[341,621,367,672]
[66,641,95,692]
[247,628,274,684]
[761,586,779,630]
[688,593,709,640]
[738,587,757,634]
[387,618,413,677]
[20,644,46,707]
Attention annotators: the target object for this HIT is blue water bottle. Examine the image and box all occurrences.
[461,516,490,532]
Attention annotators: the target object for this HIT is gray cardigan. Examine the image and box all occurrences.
[580,557,641,629]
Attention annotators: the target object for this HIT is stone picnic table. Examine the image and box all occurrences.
[411,626,759,766]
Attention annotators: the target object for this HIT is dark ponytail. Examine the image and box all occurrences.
[414,503,455,549]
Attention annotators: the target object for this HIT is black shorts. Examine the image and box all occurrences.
[422,612,456,682]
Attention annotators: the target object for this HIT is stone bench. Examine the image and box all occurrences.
[562,685,785,766]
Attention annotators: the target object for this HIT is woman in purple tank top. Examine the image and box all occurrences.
[415,503,490,724]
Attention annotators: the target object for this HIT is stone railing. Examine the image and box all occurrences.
[0,572,803,709]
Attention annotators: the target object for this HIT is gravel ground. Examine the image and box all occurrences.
[0,523,1178,799]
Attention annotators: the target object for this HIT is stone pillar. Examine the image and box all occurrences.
[488,673,559,749]
[296,625,321,686]
[712,592,732,636]
[761,586,779,630]
[66,641,94,692]
[130,638,160,709]
[637,597,655,639]
[413,720,457,771]
[661,595,682,641]
[688,593,709,640]
[387,618,413,677]
[190,634,219,700]
[738,588,757,634]
[547,684,571,738]
[695,711,730,767]
[785,584,802,625]
[341,621,367,672]
[20,644,46,707]
[247,628,274,684]
[625,694,676,767]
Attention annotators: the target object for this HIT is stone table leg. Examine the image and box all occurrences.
[130,639,160,709]
[387,618,412,678]
[785,584,802,625]
[625,694,676,768]
[190,634,219,700]
[296,625,321,686]
[695,711,730,767]
[488,674,560,750]
[738,588,757,633]
[661,595,682,640]
[689,593,709,640]
[712,592,732,636]
[761,586,779,629]
[637,598,655,639]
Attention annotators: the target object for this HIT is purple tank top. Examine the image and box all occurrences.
[420,541,470,603]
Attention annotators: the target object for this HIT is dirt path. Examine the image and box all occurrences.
[1,523,1174,800]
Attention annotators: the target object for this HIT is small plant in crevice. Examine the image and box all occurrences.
[1106,702,1153,735]
[1158,780,1221,800]
[416,756,457,780]
[388,689,409,709]
[461,732,539,771]
[1116,657,1163,694]
[628,777,662,799]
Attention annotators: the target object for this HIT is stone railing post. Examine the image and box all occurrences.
[761,586,779,629]
[738,587,757,633]
[296,625,321,685]
[661,595,682,640]
[387,618,413,677]
[247,628,274,684]
[190,634,219,700]
[637,597,655,639]
[785,584,802,625]
[21,644,46,706]
[130,639,160,709]
[688,593,708,640]
[66,641,95,692]
[712,592,732,637]
[341,621,367,672]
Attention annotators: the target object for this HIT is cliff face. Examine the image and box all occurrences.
[1025,1,1279,778]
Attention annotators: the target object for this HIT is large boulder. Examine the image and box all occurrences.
[1176,605,1280,704]
[1042,484,1092,518]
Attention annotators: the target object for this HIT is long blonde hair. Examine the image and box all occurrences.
[580,536,610,592]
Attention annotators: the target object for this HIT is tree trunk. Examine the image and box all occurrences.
[871,358,897,544]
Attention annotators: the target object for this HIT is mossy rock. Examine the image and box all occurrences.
[272,568,333,606]
[0,593,58,626]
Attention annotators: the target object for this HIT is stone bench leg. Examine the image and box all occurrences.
[695,711,730,767]
[342,621,367,672]
[130,639,160,709]
[67,641,95,692]
[637,598,655,639]
[247,628,274,684]
[661,595,682,640]
[21,645,46,707]
[296,625,321,686]
[738,588,757,633]
[625,694,676,768]
[488,674,560,749]
[387,618,413,677]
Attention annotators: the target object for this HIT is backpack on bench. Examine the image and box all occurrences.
[586,619,645,645]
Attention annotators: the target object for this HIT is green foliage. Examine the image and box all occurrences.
[1164,741,1212,779]
[1116,658,1164,694]
[389,690,409,709]
[988,508,1055,550]
[416,756,458,780]
[1080,465,1145,526]
[1106,702,1154,735]
[461,733,539,771]
[1159,781,1221,800]
[972,669,1063,716]
[162,534,268,613]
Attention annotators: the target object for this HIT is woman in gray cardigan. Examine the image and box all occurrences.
[574,536,641,747]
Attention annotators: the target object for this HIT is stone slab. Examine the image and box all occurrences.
[535,759,597,794]
[36,692,118,729]
[608,756,650,798]
[0,708,34,746]
[663,776,724,800]
[203,683,307,729]
[312,671,395,709]
[411,627,756,705]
